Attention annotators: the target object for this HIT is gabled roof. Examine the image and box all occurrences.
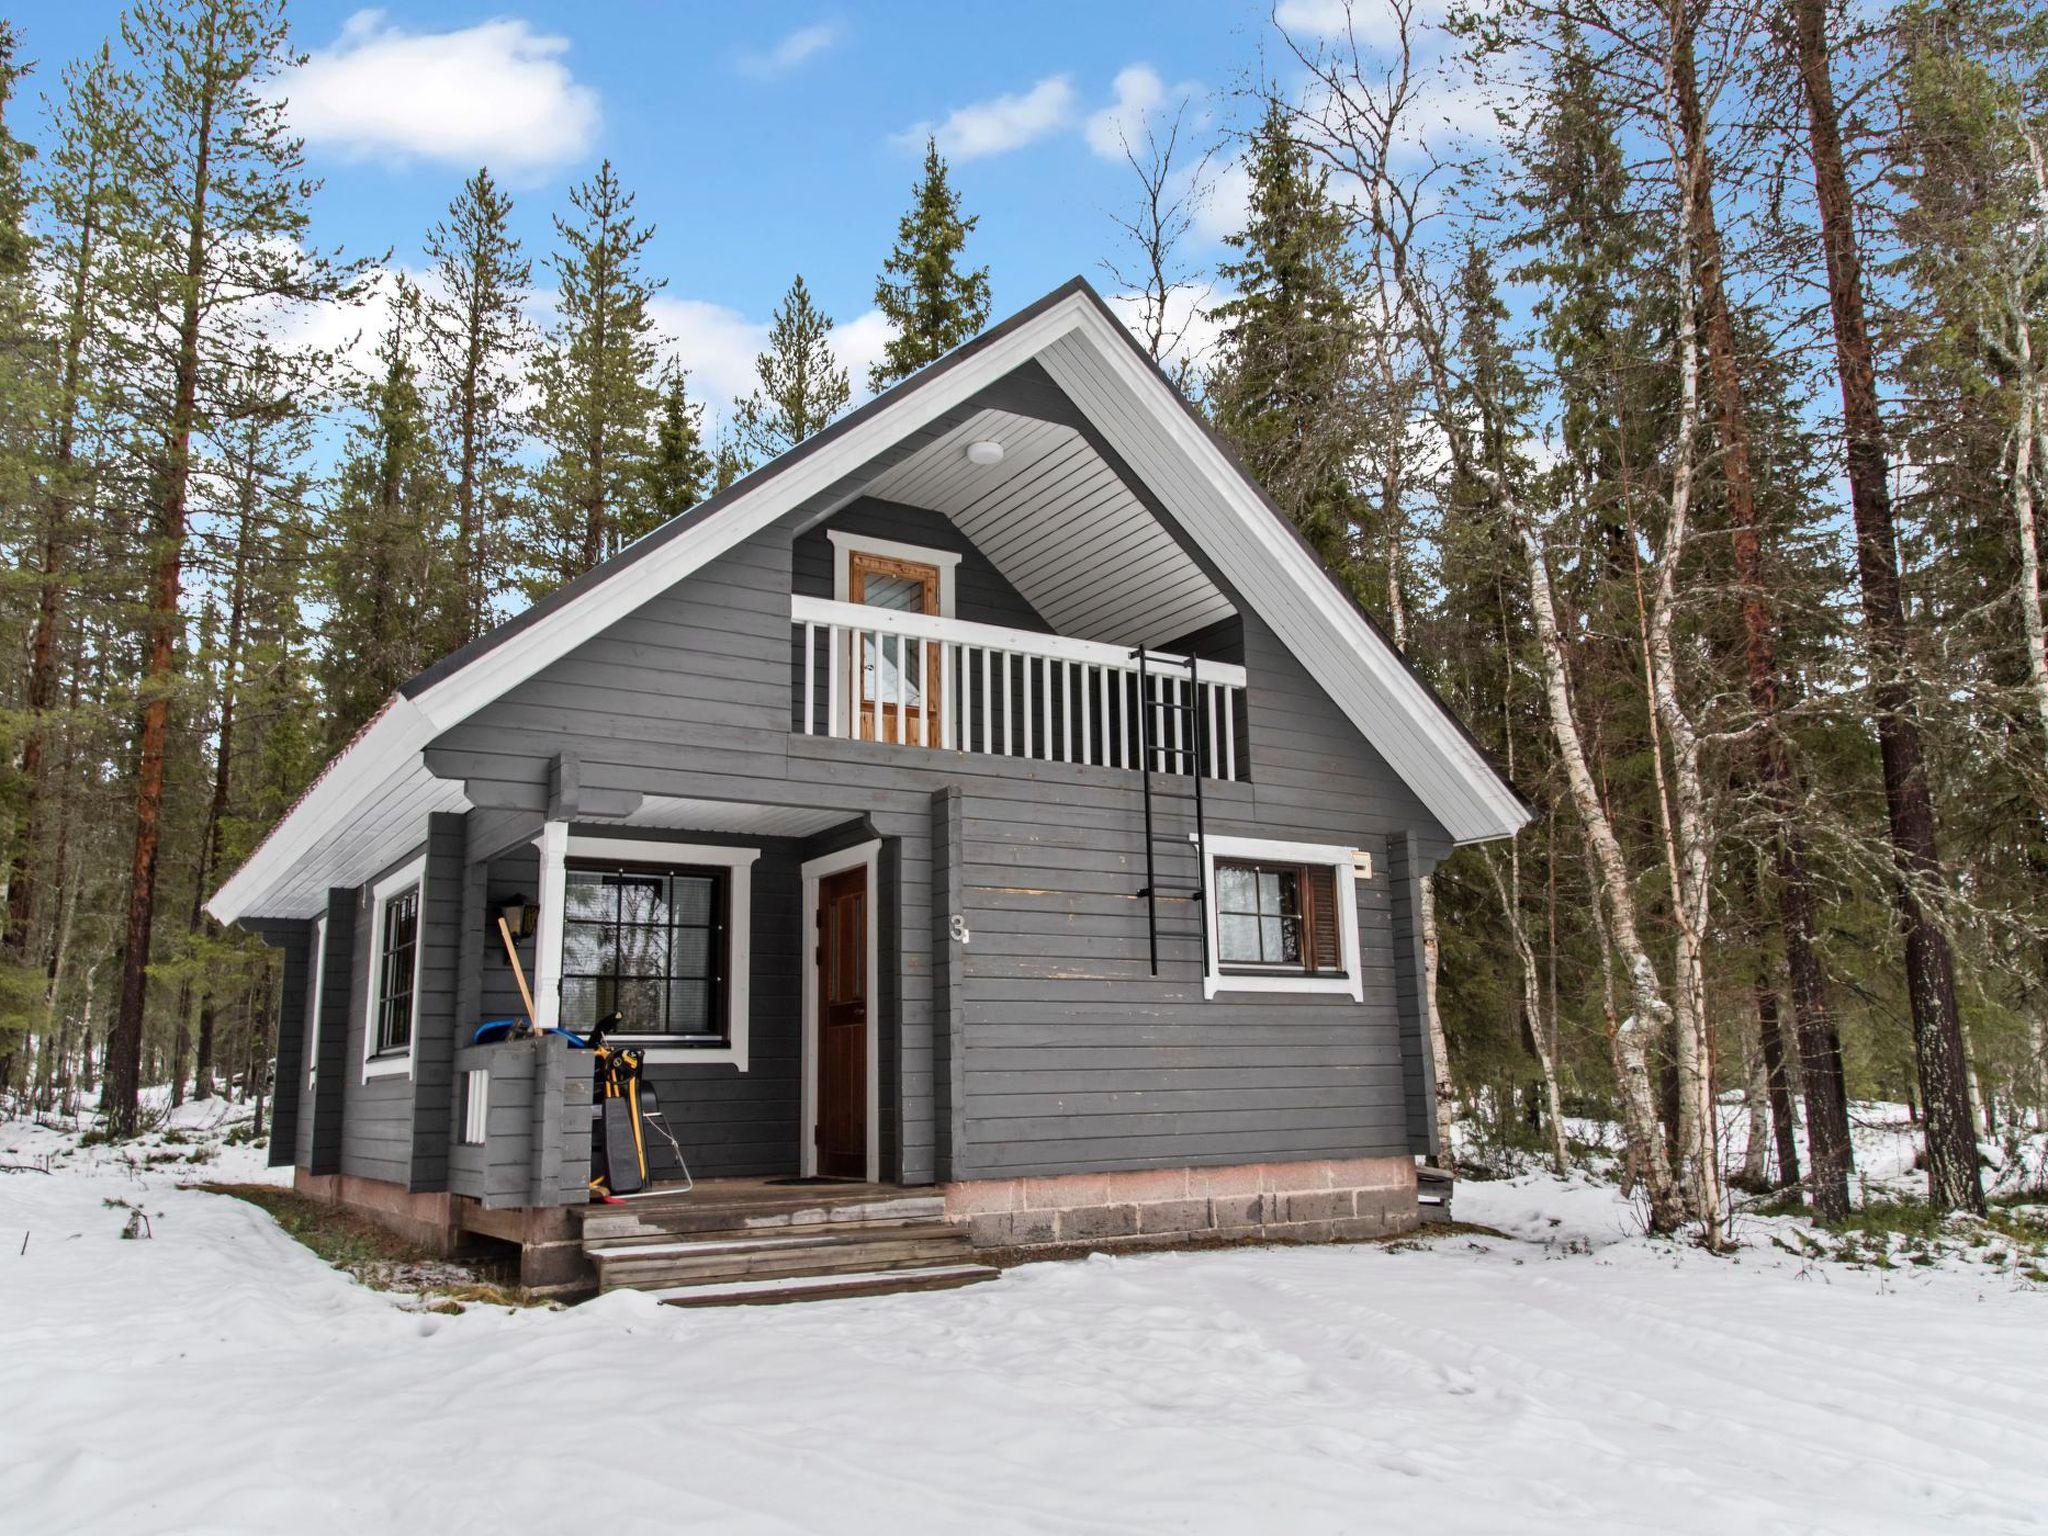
[209,277,1528,924]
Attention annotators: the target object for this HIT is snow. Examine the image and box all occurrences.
[3,1107,2044,1535]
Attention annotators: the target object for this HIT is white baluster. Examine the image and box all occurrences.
[1023,653,1035,760]
[1082,664,1095,765]
[802,622,816,735]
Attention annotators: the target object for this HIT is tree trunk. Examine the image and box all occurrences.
[1487,849,1569,1174]
[1672,7,1851,1220]
[1420,872,1456,1167]
[1791,0,1982,1212]
[107,44,221,1142]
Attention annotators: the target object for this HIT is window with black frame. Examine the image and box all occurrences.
[1214,859,1343,975]
[559,861,727,1042]
[374,885,420,1055]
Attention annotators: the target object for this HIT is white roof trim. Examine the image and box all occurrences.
[209,284,1523,925]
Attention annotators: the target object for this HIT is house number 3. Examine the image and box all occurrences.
[948,914,971,945]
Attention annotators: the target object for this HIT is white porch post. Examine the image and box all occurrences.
[532,818,569,1033]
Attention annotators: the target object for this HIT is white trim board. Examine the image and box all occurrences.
[362,854,427,1082]
[304,912,328,1100]
[535,829,761,1069]
[1196,833,1365,1003]
[799,838,882,1183]
[208,281,1525,925]
[827,528,961,617]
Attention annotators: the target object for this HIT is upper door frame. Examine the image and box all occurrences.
[799,838,882,1182]
[826,528,960,617]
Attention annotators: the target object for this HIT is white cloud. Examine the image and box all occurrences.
[736,21,842,78]
[1086,65,1174,160]
[279,10,600,175]
[647,297,768,427]
[1105,280,1228,384]
[1194,157,1251,244]
[647,297,892,428]
[830,309,894,397]
[895,75,1076,160]
[1273,0,1451,39]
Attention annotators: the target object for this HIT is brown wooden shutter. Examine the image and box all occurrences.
[1304,866,1340,973]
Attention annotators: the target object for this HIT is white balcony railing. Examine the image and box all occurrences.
[791,594,1246,781]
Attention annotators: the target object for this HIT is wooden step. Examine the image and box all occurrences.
[585,1220,966,1263]
[653,1264,999,1308]
[577,1193,945,1244]
[595,1233,974,1292]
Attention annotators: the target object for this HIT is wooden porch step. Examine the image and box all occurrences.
[585,1220,961,1262]
[593,1236,974,1294]
[652,1263,1000,1308]
[577,1193,945,1244]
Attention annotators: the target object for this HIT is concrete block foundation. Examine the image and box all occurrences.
[942,1156,1419,1253]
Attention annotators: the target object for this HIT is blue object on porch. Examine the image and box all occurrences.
[471,1020,593,1048]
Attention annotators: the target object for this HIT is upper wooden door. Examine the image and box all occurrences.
[815,865,868,1180]
[851,550,942,747]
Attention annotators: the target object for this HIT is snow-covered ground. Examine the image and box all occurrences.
[3,1106,2043,1535]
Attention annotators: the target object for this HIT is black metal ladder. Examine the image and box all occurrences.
[1134,645,1209,977]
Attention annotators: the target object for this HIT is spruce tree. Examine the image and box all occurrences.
[870,136,990,391]
[1207,99,1367,581]
[522,159,663,594]
[642,364,712,521]
[317,283,447,747]
[420,167,531,646]
[731,274,849,466]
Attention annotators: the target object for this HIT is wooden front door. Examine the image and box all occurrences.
[815,865,868,1179]
[850,550,942,747]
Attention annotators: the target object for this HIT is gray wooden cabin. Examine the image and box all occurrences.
[212,279,1527,1296]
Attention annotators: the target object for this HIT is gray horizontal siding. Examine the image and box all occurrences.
[400,360,1455,1188]
[338,842,428,1187]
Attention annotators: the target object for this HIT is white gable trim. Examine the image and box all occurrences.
[209,284,1523,926]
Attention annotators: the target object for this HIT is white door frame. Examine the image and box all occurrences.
[800,838,882,1182]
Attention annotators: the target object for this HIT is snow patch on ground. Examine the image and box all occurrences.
[2,1108,2043,1534]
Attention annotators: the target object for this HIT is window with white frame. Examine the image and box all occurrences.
[1199,835,1365,1002]
[533,834,758,1068]
[374,886,420,1054]
[1214,860,1344,975]
[559,860,729,1043]
[364,855,426,1078]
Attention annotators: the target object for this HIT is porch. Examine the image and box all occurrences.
[573,1177,997,1305]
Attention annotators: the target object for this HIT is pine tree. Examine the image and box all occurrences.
[0,20,44,1069]
[100,0,365,1139]
[870,136,989,391]
[522,160,663,595]
[642,364,712,521]
[731,275,849,466]
[317,283,447,747]
[1207,99,1367,582]
[420,167,531,646]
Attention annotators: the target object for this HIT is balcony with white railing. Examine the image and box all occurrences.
[790,594,1247,781]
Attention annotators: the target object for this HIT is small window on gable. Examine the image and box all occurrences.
[1215,859,1344,976]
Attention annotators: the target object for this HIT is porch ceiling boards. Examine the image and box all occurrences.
[611,796,858,839]
[863,407,1235,650]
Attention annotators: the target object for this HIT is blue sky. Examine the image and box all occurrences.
[6,3,1367,420]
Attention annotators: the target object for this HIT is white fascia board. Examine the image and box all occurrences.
[406,299,1093,737]
[1048,309,1529,846]
[209,296,1094,926]
[206,696,444,925]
